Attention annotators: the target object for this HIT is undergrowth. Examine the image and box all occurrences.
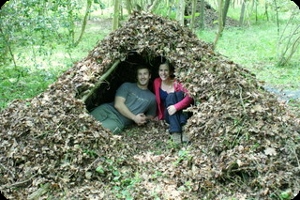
[196,23,300,90]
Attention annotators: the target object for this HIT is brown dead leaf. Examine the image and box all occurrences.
[264,147,277,156]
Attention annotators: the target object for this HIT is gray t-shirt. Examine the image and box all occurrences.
[109,82,156,126]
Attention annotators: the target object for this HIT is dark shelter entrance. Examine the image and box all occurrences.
[84,51,165,112]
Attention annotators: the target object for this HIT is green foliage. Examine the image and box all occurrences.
[173,148,192,166]
[153,3,176,20]
[83,149,98,157]
[95,157,142,199]
[1,0,80,48]
[184,12,200,19]
[0,0,108,111]
[0,65,61,109]
[113,174,141,200]
[196,22,300,90]
[0,0,83,110]
[269,189,293,200]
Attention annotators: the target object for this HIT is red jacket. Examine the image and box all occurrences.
[153,78,194,120]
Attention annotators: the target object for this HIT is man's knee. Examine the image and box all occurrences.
[101,119,124,134]
[90,105,108,122]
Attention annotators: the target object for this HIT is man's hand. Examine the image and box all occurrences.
[167,105,177,115]
[133,113,147,125]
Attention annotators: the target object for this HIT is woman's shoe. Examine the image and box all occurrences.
[171,132,182,144]
[182,132,190,143]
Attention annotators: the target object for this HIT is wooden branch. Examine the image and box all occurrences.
[2,174,38,189]
[148,0,160,12]
[0,163,15,179]
[85,157,101,171]
[81,60,120,102]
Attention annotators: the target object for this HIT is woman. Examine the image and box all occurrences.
[153,61,194,144]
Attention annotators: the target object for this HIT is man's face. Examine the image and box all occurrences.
[137,68,151,88]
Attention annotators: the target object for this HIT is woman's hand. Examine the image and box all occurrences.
[167,105,177,115]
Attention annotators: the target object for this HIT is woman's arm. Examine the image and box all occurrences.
[172,81,194,111]
[174,95,194,111]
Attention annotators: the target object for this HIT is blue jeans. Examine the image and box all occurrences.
[164,91,189,133]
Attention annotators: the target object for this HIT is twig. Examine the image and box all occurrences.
[1,174,38,189]
[0,163,15,179]
[85,157,101,171]
[81,59,120,102]
[289,144,300,168]
[238,84,245,112]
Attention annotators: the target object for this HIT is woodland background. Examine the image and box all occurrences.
[0,0,299,110]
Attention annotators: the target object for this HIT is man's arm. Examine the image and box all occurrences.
[114,96,146,125]
[145,115,155,120]
[145,101,156,120]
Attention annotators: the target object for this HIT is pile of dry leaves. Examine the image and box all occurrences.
[185,0,239,28]
[0,11,299,199]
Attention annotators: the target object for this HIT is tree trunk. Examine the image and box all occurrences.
[166,0,169,7]
[213,0,224,49]
[167,0,171,17]
[112,0,120,30]
[274,0,280,35]
[139,0,146,10]
[264,1,269,21]
[148,0,160,12]
[199,0,205,29]
[239,0,246,26]
[176,0,185,26]
[125,0,132,14]
[253,0,258,23]
[133,0,143,11]
[67,1,75,44]
[279,35,300,66]
[222,0,230,27]
[277,11,300,66]
[120,2,124,20]
[74,0,92,47]
[0,27,17,69]
[189,0,197,30]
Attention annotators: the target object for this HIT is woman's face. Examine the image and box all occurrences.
[158,64,171,81]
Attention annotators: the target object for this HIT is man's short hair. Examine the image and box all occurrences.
[136,64,151,75]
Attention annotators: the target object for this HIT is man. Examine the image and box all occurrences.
[90,65,157,134]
